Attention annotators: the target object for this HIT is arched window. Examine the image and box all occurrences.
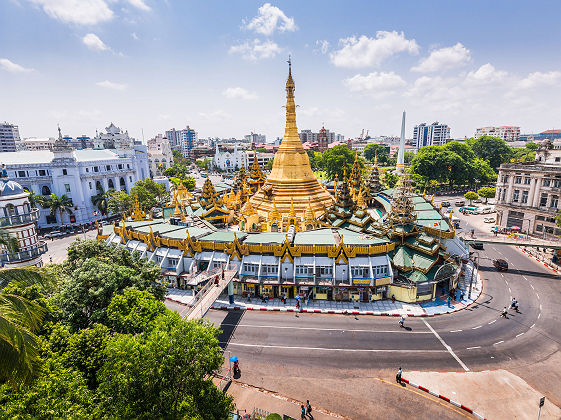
[96,181,102,190]
[41,185,51,196]
[6,204,15,216]
[108,179,114,189]
[120,177,126,192]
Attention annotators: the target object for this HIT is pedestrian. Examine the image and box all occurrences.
[447,296,451,307]
[49,256,53,264]
[306,400,313,418]
[396,366,403,384]
[501,306,508,318]
[301,404,306,420]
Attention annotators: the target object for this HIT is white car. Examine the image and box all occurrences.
[484,217,496,223]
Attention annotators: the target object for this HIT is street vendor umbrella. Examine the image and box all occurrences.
[230,356,238,362]
[511,226,521,230]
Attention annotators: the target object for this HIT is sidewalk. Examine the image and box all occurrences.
[166,264,482,317]
[226,381,342,420]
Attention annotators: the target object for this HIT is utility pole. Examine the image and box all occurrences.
[468,252,479,299]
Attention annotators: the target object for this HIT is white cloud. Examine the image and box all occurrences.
[198,110,231,121]
[466,63,507,84]
[330,31,419,68]
[29,0,114,25]
[518,71,561,89]
[411,43,470,73]
[315,40,329,54]
[344,71,406,96]
[131,32,139,40]
[243,3,296,36]
[222,87,258,100]
[82,33,109,51]
[229,39,281,61]
[126,0,150,11]
[96,80,126,90]
[0,58,34,73]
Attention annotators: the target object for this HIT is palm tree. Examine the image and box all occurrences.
[0,231,52,389]
[91,187,111,216]
[43,193,73,225]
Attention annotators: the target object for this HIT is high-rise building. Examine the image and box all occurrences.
[413,122,451,148]
[475,126,520,142]
[519,129,561,142]
[0,122,20,152]
[299,128,342,145]
[165,126,197,158]
[147,134,173,177]
[244,133,266,144]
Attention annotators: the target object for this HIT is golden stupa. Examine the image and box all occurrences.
[249,60,334,217]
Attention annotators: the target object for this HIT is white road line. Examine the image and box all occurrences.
[472,325,482,330]
[488,319,497,324]
[536,294,540,300]
[530,284,535,290]
[516,333,524,338]
[523,276,529,281]
[531,323,536,329]
[218,324,432,334]
[449,329,463,333]
[222,342,448,353]
[493,340,504,345]
[423,319,469,372]
[466,346,481,350]
[540,304,542,311]
[538,313,541,319]
[508,287,512,294]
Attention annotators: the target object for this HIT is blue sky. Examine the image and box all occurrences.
[1,0,560,142]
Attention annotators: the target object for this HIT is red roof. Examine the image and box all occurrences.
[541,129,561,134]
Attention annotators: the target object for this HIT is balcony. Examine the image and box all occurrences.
[0,241,48,264]
[0,208,40,228]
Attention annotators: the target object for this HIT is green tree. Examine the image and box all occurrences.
[471,158,497,186]
[172,150,191,167]
[464,191,479,205]
[97,313,234,419]
[132,178,170,210]
[322,145,362,180]
[256,147,267,153]
[382,171,399,189]
[43,193,73,225]
[363,144,390,165]
[477,187,496,203]
[107,288,166,335]
[443,141,476,162]
[525,142,539,151]
[107,190,132,215]
[468,136,511,170]
[169,176,195,191]
[58,240,165,330]
[265,159,274,171]
[163,163,189,178]
[195,158,211,170]
[410,146,452,185]
[91,187,112,216]
[23,189,43,209]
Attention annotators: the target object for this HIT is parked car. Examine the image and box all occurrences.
[474,198,483,203]
[493,259,508,271]
[44,230,63,239]
[455,200,465,206]
[470,242,484,250]
[484,216,496,223]
[441,201,451,207]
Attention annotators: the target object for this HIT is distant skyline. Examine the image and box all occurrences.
[1,1,560,142]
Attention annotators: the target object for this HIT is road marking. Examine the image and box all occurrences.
[523,276,529,281]
[422,319,469,372]
[536,294,540,300]
[472,325,482,330]
[449,329,463,333]
[466,346,481,350]
[493,340,504,345]
[516,333,524,338]
[531,323,536,329]
[218,323,432,334]
[222,342,448,353]
[530,284,535,290]
[488,319,497,324]
[508,287,511,294]
[540,304,542,311]
[538,313,541,319]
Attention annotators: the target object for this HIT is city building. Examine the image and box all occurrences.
[0,122,20,152]
[495,139,561,237]
[147,134,173,177]
[213,144,249,172]
[299,128,344,145]
[246,150,275,168]
[17,137,55,151]
[244,133,266,144]
[413,122,451,148]
[93,123,134,150]
[0,171,47,267]
[0,128,149,228]
[165,126,197,158]
[519,129,561,142]
[475,126,520,142]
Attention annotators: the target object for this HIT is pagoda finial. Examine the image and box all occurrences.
[289,197,296,218]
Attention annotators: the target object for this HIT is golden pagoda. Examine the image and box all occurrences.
[249,60,334,217]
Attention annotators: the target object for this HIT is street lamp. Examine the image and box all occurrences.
[468,251,480,299]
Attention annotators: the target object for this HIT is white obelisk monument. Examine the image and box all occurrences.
[396,110,406,174]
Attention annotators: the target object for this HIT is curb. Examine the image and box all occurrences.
[518,247,560,275]
[401,377,486,420]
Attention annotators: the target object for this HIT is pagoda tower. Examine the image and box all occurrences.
[249,60,334,217]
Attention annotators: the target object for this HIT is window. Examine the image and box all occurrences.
[127,164,130,169]
[41,186,51,195]
[521,190,529,204]
[554,179,561,188]
[89,182,92,189]
[540,193,548,207]
[556,157,560,162]
[168,258,178,266]
[543,179,551,187]
[501,175,509,183]
[317,266,333,277]
[94,166,99,172]
[106,165,111,170]
[515,176,522,184]
[86,167,89,172]
[524,177,531,185]
[551,196,559,208]
[38,169,46,176]
[64,184,71,193]
[118,164,123,169]
[129,176,132,182]
[351,267,369,278]
[536,224,543,232]
[501,189,506,201]
[18,170,25,178]
[512,190,520,202]
[62,169,68,175]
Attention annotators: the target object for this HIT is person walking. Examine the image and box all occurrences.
[301,404,306,420]
[501,306,508,318]
[396,367,403,384]
[306,400,313,419]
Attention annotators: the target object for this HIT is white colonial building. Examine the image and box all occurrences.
[0,129,149,228]
[147,134,173,177]
[212,144,249,172]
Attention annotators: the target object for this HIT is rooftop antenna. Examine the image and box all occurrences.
[141,128,145,143]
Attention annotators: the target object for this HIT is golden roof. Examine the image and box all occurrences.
[249,60,334,217]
